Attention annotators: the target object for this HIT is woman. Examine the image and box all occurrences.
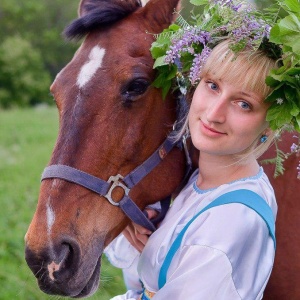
[106,0,299,299]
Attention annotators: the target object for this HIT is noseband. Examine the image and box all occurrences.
[41,128,191,232]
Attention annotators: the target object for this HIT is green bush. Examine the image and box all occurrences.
[0,36,52,108]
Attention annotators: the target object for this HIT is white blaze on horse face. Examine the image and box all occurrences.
[46,202,55,236]
[77,46,105,88]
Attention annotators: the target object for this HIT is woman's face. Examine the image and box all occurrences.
[188,74,270,158]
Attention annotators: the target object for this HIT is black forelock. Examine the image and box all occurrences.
[64,0,142,40]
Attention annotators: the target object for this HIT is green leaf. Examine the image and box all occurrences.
[291,103,300,116]
[270,14,300,53]
[266,101,293,129]
[166,65,178,80]
[265,75,280,87]
[294,116,300,131]
[153,56,168,68]
[190,0,209,6]
[151,46,165,59]
[162,80,172,99]
[152,68,168,88]
[283,0,300,13]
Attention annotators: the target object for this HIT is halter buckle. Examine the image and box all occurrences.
[104,174,130,206]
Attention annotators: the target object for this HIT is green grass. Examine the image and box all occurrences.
[0,107,126,299]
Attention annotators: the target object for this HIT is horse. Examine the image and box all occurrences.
[259,131,300,300]
[25,0,300,298]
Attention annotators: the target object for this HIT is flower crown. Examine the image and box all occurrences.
[150,0,300,178]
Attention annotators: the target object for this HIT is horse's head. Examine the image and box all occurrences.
[25,0,184,297]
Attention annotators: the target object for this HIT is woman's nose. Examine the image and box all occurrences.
[206,98,226,123]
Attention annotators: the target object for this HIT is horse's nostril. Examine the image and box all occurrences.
[48,239,81,282]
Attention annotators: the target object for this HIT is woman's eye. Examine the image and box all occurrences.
[237,101,251,110]
[207,82,218,91]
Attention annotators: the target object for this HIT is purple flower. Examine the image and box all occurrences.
[213,0,242,11]
[165,28,211,64]
[189,46,212,84]
[264,25,271,39]
[230,15,267,49]
[297,162,300,180]
[291,143,299,153]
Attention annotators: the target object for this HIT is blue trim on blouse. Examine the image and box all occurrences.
[193,167,264,194]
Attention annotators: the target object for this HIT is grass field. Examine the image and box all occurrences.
[0,107,126,299]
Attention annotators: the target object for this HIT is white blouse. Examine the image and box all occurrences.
[107,167,277,300]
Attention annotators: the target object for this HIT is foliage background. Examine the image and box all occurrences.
[0,0,78,108]
[0,0,275,299]
[0,0,274,108]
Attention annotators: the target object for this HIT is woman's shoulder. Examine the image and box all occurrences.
[184,168,277,247]
[221,167,277,215]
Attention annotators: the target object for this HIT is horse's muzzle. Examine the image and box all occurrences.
[25,238,101,298]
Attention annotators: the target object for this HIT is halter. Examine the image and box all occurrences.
[41,127,191,232]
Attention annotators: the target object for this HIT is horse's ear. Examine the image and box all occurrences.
[78,0,90,17]
[78,0,142,17]
[141,0,150,6]
[141,0,181,31]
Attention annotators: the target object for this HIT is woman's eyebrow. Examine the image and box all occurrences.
[240,91,262,103]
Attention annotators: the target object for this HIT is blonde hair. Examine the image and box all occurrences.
[176,40,279,161]
[201,40,277,100]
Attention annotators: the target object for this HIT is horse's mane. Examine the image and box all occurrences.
[64,0,142,40]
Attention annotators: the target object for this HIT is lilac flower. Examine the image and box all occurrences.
[189,46,212,85]
[291,143,299,153]
[165,29,211,64]
[290,142,300,179]
[213,0,243,11]
[230,16,266,48]
[291,143,300,154]
[264,25,271,39]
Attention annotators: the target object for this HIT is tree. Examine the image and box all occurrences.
[0,36,51,108]
[0,0,78,108]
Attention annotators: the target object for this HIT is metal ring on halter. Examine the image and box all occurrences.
[104,174,130,206]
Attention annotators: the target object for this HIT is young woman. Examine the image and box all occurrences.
[106,1,299,299]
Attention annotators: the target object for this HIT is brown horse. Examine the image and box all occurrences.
[260,131,300,300]
[25,0,300,298]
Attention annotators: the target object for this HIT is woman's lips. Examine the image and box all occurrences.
[200,120,226,135]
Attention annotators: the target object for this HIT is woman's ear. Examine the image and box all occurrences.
[260,128,273,143]
[264,128,273,138]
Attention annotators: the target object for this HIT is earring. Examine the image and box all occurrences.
[260,135,268,143]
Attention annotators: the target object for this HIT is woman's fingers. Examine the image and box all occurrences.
[122,208,159,252]
[123,224,147,252]
[144,208,159,220]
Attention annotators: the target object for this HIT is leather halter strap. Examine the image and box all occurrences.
[41,132,190,232]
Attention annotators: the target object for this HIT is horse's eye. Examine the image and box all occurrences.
[121,79,150,105]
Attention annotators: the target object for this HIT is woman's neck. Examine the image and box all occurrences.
[196,153,260,190]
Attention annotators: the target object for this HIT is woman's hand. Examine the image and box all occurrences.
[123,209,158,253]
